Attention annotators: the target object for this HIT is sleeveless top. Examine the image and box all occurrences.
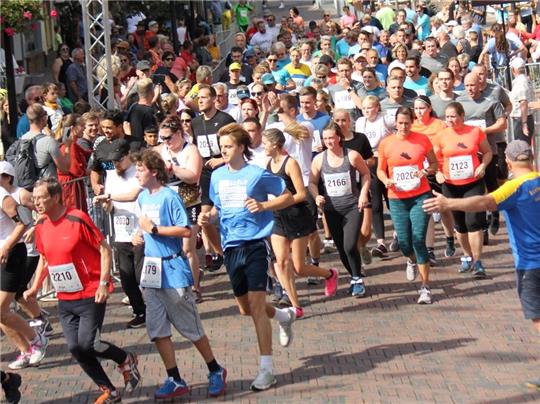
[58,57,73,87]
[321,148,358,212]
[267,156,295,194]
[161,142,201,207]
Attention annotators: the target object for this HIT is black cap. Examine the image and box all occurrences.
[108,139,131,162]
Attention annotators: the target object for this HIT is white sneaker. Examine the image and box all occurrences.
[29,333,48,365]
[8,352,31,369]
[122,296,131,305]
[406,259,418,281]
[417,287,432,304]
[323,239,335,253]
[250,369,277,391]
[278,307,296,347]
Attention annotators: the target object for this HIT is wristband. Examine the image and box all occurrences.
[99,280,109,286]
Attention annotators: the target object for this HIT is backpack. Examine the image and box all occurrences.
[5,134,46,191]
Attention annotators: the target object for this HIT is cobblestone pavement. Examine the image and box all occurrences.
[2,219,540,403]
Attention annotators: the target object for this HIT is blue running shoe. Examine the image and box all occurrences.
[155,377,189,400]
[208,367,227,397]
[472,260,487,279]
[459,256,473,273]
[351,278,366,298]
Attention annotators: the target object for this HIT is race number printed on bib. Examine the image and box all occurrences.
[240,9,248,17]
[197,134,219,158]
[393,165,421,192]
[292,77,306,88]
[228,89,239,105]
[465,119,486,129]
[449,155,474,180]
[141,257,162,288]
[49,263,83,293]
[218,179,248,209]
[113,212,137,243]
[334,90,355,110]
[312,130,322,151]
[325,172,353,197]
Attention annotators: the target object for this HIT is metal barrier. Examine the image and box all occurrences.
[212,25,237,82]
[493,62,540,91]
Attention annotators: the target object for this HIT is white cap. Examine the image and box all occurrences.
[0,161,15,177]
[510,57,526,70]
[445,20,458,27]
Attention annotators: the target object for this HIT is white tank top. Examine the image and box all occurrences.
[355,114,389,152]
[10,187,37,256]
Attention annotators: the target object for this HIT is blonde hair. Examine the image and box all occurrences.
[161,93,178,114]
[137,77,154,97]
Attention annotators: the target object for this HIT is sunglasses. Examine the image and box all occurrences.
[267,58,277,62]
[180,119,192,123]
[317,75,326,79]
[165,58,174,61]
[251,91,263,96]
[61,47,69,51]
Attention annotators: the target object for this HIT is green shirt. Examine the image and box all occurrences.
[233,4,253,26]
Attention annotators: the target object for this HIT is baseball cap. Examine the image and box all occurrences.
[510,57,526,70]
[236,85,251,100]
[505,140,533,162]
[229,62,242,71]
[319,54,335,67]
[136,60,151,71]
[245,48,256,58]
[148,20,158,27]
[261,73,276,85]
[0,161,15,177]
[108,139,131,162]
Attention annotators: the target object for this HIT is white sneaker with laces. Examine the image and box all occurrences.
[406,259,418,281]
[250,369,277,391]
[8,352,30,370]
[278,307,296,347]
[417,287,432,304]
[29,333,48,365]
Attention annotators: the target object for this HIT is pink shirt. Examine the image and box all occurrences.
[340,14,356,28]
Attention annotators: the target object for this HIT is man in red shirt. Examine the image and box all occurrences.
[24,177,141,403]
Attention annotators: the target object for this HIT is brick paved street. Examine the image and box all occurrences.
[2,220,539,403]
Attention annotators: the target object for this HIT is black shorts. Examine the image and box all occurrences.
[442,179,486,233]
[427,174,442,194]
[0,243,28,293]
[273,202,316,240]
[223,240,270,297]
[516,269,540,320]
[306,192,318,223]
[200,168,213,206]
[496,142,508,180]
[186,204,202,226]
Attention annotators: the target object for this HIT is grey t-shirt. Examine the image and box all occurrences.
[420,53,447,75]
[379,96,414,130]
[456,93,505,154]
[328,80,364,121]
[21,131,61,178]
[429,93,457,119]
[481,82,510,143]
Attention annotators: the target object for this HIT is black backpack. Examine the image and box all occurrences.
[5,134,46,191]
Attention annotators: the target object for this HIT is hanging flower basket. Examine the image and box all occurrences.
[0,0,44,37]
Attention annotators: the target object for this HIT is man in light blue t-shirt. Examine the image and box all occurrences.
[404,57,429,96]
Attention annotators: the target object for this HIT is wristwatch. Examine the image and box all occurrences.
[151,224,159,235]
[99,280,109,287]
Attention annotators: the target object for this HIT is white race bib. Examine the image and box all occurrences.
[384,108,397,128]
[218,179,248,209]
[240,9,248,18]
[312,130,322,151]
[415,88,427,96]
[334,90,355,110]
[393,165,421,192]
[448,155,474,180]
[325,172,353,197]
[113,212,137,243]
[49,263,83,293]
[197,134,219,158]
[465,119,486,129]
[140,257,162,288]
[228,89,239,105]
[292,77,306,88]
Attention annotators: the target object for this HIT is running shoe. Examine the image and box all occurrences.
[525,379,540,391]
[323,238,335,253]
[121,296,131,305]
[444,237,456,257]
[307,277,320,285]
[427,248,437,266]
[119,351,141,394]
[1,372,21,404]
[278,293,292,308]
[8,353,30,370]
[389,235,400,252]
[417,287,432,305]
[94,387,121,404]
[294,307,304,319]
[155,377,189,400]
[29,333,48,366]
[250,369,277,391]
[204,254,213,269]
[371,244,388,258]
[324,268,338,297]
[272,283,283,303]
[406,259,418,281]
[29,317,53,337]
[472,260,487,279]
[278,307,296,347]
[207,254,224,273]
[126,314,145,329]
[351,278,366,298]
[208,366,227,397]
[490,214,500,235]
[459,256,473,273]
[432,212,441,223]
[359,246,372,265]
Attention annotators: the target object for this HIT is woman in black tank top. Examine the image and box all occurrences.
[264,129,338,318]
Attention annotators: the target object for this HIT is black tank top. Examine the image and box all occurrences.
[58,58,73,87]
[267,156,295,194]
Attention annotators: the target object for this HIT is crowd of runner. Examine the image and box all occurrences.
[1,1,539,402]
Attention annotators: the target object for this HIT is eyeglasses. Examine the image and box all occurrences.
[61,47,69,51]
[316,75,326,79]
[180,119,192,123]
[267,58,277,62]
[165,58,174,61]
[251,91,263,96]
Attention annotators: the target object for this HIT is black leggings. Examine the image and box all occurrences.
[58,298,127,390]
[442,180,486,233]
[370,164,388,240]
[114,242,145,316]
[324,207,363,278]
